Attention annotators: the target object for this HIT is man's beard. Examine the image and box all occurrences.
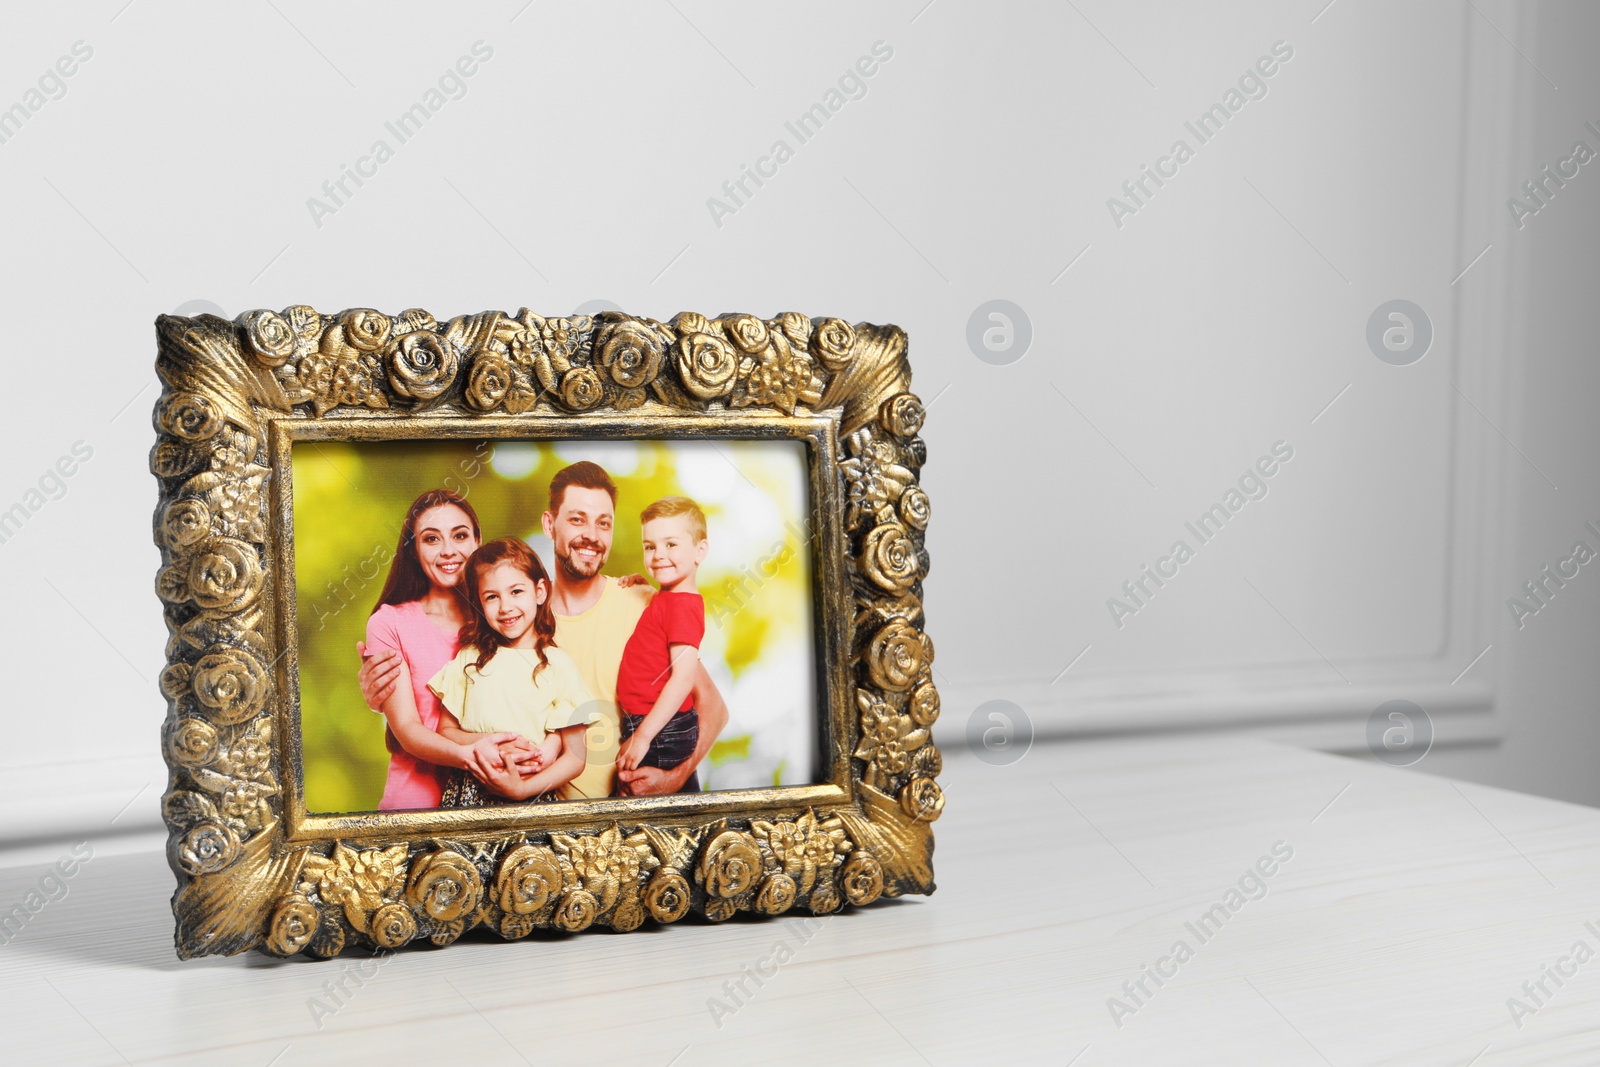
[557,539,607,581]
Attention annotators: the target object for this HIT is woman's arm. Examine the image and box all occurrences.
[381,661,516,778]
[478,724,587,800]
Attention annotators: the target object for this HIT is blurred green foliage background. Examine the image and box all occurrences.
[292,437,817,813]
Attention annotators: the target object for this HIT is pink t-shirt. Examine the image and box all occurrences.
[365,600,460,811]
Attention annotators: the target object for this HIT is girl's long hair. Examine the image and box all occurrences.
[371,488,482,615]
[458,538,558,681]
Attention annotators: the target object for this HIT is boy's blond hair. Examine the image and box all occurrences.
[641,495,707,542]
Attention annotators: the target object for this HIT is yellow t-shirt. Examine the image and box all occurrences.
[428,645,598,742]
[554,576,651,800]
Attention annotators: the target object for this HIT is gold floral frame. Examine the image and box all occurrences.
[153,306,940,960]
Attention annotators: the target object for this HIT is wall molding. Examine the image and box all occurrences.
[941,4,1521,758]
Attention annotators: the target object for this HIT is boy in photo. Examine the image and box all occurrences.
[614,496,708,792]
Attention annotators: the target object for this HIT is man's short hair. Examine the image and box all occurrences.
[548,461,618,517]
[641,496,707,541]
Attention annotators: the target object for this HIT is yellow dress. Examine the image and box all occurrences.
[428,645,598,745]
[553,577,651,800]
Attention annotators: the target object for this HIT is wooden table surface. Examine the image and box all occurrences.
[4,735,1598,1065]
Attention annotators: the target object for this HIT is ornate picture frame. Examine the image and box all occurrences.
[152,306,941,960]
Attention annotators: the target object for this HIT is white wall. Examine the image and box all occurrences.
[0,1,1593,846]
[1402,1,1600,803]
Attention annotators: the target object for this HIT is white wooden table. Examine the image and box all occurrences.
[4,736,1598,1065]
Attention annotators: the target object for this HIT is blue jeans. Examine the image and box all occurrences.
[619,709,700,793]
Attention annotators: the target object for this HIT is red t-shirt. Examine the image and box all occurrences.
[615,591,705,718]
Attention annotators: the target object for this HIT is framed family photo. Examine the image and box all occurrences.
[153,306,941,959]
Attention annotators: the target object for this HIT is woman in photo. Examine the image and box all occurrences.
[358,489,529,810]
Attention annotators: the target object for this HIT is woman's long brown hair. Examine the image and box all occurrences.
[458,538,558,681]
[371,488,482,615]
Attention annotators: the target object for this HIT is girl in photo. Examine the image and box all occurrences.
[430,538,601,804]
